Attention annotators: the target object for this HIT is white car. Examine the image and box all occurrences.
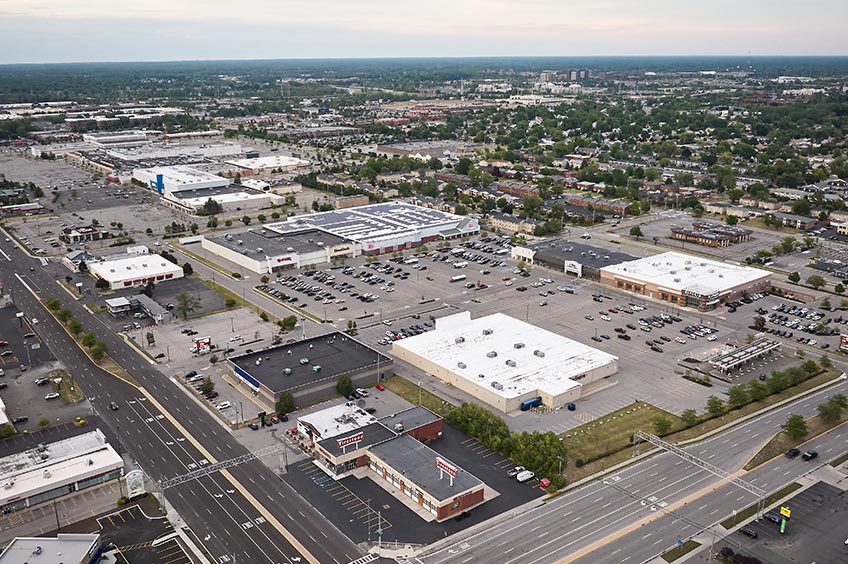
[675,337,687,344]
[707,335,717,341]
[601,315,611,321]
[229,335,242,342]
[45,392,60,400]
[216,401,232,411]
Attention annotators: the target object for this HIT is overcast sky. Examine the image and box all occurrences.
[1,0,845,64]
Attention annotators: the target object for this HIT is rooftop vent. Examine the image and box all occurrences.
[237,240,243,245]
[455,336,465,344]
[491,381,503,390]
[674,278,681,283]
[42,469,51,479]
[486,351,498,358]
[482,329,493,336]
[534,350,545,358]
[514,342,525,349]
[505,359,517,368]
[256,248,263,253]
[478,373,485,378]
[457,362,467,369]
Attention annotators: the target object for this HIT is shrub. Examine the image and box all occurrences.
[232,272,242,279]
[225,298,237,308]
[38,418,49,427]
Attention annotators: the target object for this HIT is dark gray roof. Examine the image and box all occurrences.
[207,227,350,257]
[378,406,441,432]
[368,435,483,501]
[530,238,637,270]
[229,333,389,394]
[317,422,397,458]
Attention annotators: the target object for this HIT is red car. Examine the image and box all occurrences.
[375,384,385,391]
[0,341,7,347]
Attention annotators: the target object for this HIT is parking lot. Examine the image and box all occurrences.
[691,482,848,564]
[96,505,195,564]
[283,420,541,545]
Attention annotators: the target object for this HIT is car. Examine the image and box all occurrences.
[584,315,594,321]
[375,384,385,391]
[109,402,119,411]
[0,351,13,357]
[279,413,289,422]
[539,301,548,307]
[216,401,232,411]
[600,334,610,340]
[763,512,782,524]
[205,392,219,400]
[675,337,687,344]
[11,416,28,424]
[707,335,717,341]
[248,422,260,430]
[740,527,759,539]
[154,353,165,359]
[626,323,637,330]
[35,377,49,386]
[591,336,603,343]
[365,407,377,414]
[30,318,38,325]
[355,388,369,397]
[507,466,526,478]
[230,335,242,342]
[802,450,818,461]
[785,448,800,458]
[185,370,198,378]
[0,341,7,347]
[45,392,60,400]
[617,334,631,341]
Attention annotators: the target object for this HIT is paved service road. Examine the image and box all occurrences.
[420,373,848,564]
[0,241,364,564]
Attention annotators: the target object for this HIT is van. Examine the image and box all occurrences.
[516,470,536,483]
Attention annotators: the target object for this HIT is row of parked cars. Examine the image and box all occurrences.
[727,292,769,313]
[378,322,434,345]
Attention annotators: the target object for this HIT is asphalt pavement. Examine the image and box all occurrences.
[0,240,365,564]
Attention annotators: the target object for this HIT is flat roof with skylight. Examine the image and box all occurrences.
[392,312,618,407]
[600,251,771,296]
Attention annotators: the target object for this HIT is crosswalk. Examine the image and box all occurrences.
[347,554,378,564]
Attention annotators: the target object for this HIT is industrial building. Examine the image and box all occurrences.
[228,333,390,408]
[159,184,286,215]
[132,165,230,197]
[88,254,183,290]
[201,228,354,274]
[512,238,636,280]
[600,251,772,311]
[392,312,619,413]
[0,533,103,564]
[224,155,310,174]
[297,404,483,521]
[0,430,123,514]
[201,202,478,273]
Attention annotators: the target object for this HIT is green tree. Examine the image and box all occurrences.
[706,395,725,417]
[276,392,296,415]
[821,297,831,309]
[260,312,269,322]
[336,375,354,398]
[82,331,97,350]
[653,415,672,436]
[680,409,699,427]
[241,215,251,225]
[752,316,766,331]
[727,385,749,409]
[260,275,269,284]
[747,379,769,402]
[820,355,833,369]
[45,298,62,311]
[91,342,107,362]
[174,291,201,320]
[68,319,83,337]
[726,215,739,226]
[56,308,72,324]
[807,275,826,290]
[818,398,844,424]
[145,332,155,347]
[782,414,808,440]
[199,377,215,395]
[629,226,644,239]
[836,284,845,295]
[788,271,801,284]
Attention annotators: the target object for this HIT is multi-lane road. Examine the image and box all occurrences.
[419,373,848,564]
[0,241,365,564]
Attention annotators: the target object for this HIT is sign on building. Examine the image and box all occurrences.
[436,456,458,479]
[125,469,146,498]
[840,334,848,352]
[337,432,364,450]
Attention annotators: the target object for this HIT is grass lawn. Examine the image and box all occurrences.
[719,482,802,529]
[563,401,684,482]
[744,410,848,470]
[382,375,455,418]
[49,369,85,404]
[661,539,701,562]
[831,451,848,467]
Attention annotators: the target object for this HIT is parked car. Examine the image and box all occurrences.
[216,401,232,411]
[109,402,119,411]
[44,392,60,400]
[740,527,758,539]
[507,466,525,478]
[12,416,28,424]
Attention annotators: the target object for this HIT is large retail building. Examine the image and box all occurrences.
[599,251,771,311]
[392,312,619,413]
[88,254,183,290]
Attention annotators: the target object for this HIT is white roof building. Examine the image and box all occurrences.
[0,395,7,427]
[297,403,378,442]
[225,155,310,173]
[132,165,230,197]
[393,312,619,413]
[88,254,183,290]
[0,533,101,564]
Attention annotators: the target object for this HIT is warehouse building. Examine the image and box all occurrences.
[0,533,104,564]
[132,165,230,197]
[88,254,183,290]
[159,184,286,215]
[392,312,619,413]
[297,404,482,521]
[0,430,123,514]
[225,155,310,174]
[512,238,636,280]
[201,202,478,273]
[228,333,390,408]
[600,251,771,311]
[201,228,355,274]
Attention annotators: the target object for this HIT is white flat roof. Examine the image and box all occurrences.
[89,254,182,282]
[177,191,271,207]
[297,403,377,442]
[0,430,123,506]
[0,396,7,427]
[393,312,618,400]
[600,251,771,296]
[0,533,100,564]
[133,165,229,186]
[226,155,310,169]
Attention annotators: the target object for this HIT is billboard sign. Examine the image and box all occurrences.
[840,334,848,352]
[125,469,146,498]
[337,432,364,449]
[436,457,458,479]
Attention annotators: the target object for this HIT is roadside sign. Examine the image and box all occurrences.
[125,469,146,498]
[780,506,791,519]
[677,539,684,547]
[780,519,786,534]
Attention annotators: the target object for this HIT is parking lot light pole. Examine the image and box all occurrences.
[418,380,423,405]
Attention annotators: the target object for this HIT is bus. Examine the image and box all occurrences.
[450,274,467,283]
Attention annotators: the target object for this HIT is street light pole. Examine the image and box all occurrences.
[418,380,423,405]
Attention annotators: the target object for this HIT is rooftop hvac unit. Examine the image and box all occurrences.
[674,278,681,283]
[491,381,503,390]
[486,351,498,358]
[142,263,147,268]
[457,362,467,369]
[257,248,263,253]
[226,234,233,240]
[287,247,295,252]
[237,240,243,245]
[505,359,517,367]
[482,329,493,336]
[478,373,485,378]
[670,270,676,274]
[3,481,14,490]
[514,342,525,349]
[87,458,94,466]
[42,469,50,479]
[37,444,46,452]
[534,350,545,358]
[455,336,465,344]
[684,266,691,270]
[110,268,115,273]
[317,242,324,246]
[685,260,692,264]
[700,262,706,266]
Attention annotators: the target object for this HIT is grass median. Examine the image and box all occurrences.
[744,409,848,470]
[382,375,455,417]
[661,539,700,562]
[719,482,802,529]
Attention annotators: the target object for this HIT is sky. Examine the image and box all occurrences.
[0,0,846,64]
